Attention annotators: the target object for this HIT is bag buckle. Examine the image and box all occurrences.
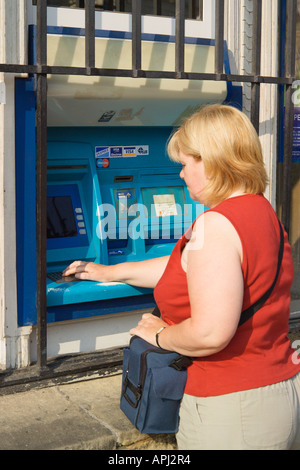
[122,372,142,408]
[168,355,193,371]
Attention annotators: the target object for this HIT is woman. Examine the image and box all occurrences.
[63,104,300,450]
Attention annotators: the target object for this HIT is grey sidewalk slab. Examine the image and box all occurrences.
[0,374,177,450]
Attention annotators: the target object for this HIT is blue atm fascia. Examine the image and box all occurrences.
[16,27,243,326]
[45,127,202,323]
[15,84,202,327]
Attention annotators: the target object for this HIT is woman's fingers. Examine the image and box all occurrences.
[62,260,88,276]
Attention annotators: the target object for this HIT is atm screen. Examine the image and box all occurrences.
[46,184,89,250]
[47,196,78,239]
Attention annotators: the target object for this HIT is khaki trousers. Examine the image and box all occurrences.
[177,372,300,450]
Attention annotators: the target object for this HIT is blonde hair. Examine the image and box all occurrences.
[167,104,268,208]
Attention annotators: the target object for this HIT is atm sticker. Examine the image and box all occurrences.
[117,191,134,199]
[123,145,149,157]
[96,158,109,168]
[98,110,116,122]
[108,249,125,256]
[95,146,110,159]
[123,147,136,157]
[95,145,149,159]
[110,147,123,157]
[136,145,149,155]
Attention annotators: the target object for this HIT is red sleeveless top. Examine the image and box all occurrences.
[154,194,300,397]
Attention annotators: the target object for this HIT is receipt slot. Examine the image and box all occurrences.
[15,27,242,326]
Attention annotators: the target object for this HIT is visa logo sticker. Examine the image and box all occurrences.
[123,147,136,157]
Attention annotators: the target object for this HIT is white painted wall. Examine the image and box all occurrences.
[0,0,33,369]
[259,0,279,208]
[224,0,279,207]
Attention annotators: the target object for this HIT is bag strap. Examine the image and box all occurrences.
[238,217,284,327]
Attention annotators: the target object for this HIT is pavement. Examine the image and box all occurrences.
[0,372,177,451]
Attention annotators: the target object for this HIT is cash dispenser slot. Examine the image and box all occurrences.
[114,176,134,183]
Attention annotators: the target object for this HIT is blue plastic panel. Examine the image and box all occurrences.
[15,78,37,327]
[47,294,155,323]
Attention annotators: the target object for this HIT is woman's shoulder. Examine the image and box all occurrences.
[193,208,240,236]
[189,209,243,259]
[197,194,271,234]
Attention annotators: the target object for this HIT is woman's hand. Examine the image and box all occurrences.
[62,256,170,288]
[129,313,169,347]
[62,261,114,283]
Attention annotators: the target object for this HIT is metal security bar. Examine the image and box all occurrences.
[36,0,48,371]
[0,0,298,389]
[251,0,262,133]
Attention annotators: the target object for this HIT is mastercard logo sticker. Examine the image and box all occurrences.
[96,158,110,168]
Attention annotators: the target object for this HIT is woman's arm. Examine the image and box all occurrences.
[130,212,244,356]
[62,255,170,289]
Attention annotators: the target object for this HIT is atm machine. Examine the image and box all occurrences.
[45,127,200,322]
[16,26,242,329]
